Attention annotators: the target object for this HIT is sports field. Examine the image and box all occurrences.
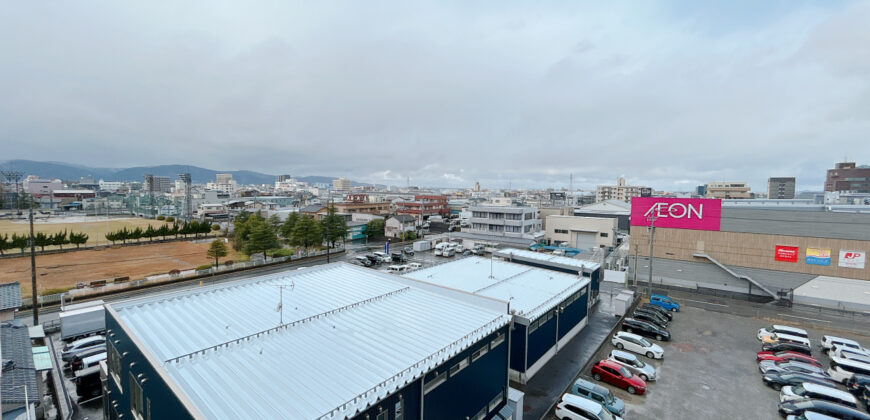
[0,216,172,250]
[0,240,244,298]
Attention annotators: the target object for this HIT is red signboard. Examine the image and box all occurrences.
[630,198,722,231]
[774,245,799,262]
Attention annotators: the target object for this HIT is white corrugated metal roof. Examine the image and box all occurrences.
[111,263,509,419]
[495,248,601,270]
[402,257,589,320]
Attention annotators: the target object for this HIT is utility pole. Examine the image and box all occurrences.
[646,215,658,297]
[29,207,38,324]
[633,245,639,287]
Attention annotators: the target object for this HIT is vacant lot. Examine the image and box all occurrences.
[0,240,244,298]
[0,216,172,250]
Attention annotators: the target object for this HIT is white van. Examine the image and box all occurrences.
[555,393,623,420]
[433,243,447,256]
[780,382,858,407]
[372,252,391,263]
[758,325,809,342]
[827,356,870,383]
[442,246,456,257]
[387,265,409,273]
[821,335,864,353]
[61,336,106,361]
[80,352,107,371]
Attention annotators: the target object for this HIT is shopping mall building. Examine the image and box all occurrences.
[628,198,870,309]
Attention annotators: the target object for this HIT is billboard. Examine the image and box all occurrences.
[640,187,652,198]
[805,248,831,266]
[630,198,722,231]
[774,245,799,263]
[839,250,865,269]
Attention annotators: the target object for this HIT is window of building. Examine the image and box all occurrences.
[471,345,489,362]
[450,357,469,376]
[423,371,446,394]
[528,319,539,333]
[600,232,608,237]
[471,407,486,420]
[395,400,403,420]
[376,410,388,420]
[554,229,568,234]
[490,333,505,349]
[129,373,145,420]
[488,389,505,412]
[108,341,122,393]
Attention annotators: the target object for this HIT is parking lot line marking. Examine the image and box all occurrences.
[683,298,728,307]
[777,313,831,323]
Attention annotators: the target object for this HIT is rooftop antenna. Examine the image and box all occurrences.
[272,280,295,325]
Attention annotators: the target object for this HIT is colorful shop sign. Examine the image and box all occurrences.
[774,245,799,262]
[838,250,866,269]
[805,248,831,266]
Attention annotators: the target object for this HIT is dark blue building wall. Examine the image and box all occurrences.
[590,268,601,297]
[351,380,422,420]
[105,312,193,420]
[558,288,589,339]
[510,323,527,372]
[423,326,509,420]
[526,311,557,368]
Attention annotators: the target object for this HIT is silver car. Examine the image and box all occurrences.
[608,349,658,381]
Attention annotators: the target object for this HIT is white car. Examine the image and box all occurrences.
[555,393,622,420]
[408,262,423,269]
[831,344,870,361]
[61,335,106,361]
[820,335,864,353]
[779,382,857,406]
[608,349,658,381]
[758,325,809,343]
[611,331,663,359]
[827,356,870,383]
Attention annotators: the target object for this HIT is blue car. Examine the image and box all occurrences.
[649,294,680,312]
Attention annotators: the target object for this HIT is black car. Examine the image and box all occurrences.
[391,252,406,262]
[621,318,670,341]
[761,342,812,356]
[640,303,673,321]
[632,309,668,328]
[778,398,870,419]
[364,255,381,265]
[762,371,837,391]
[847,374,870,396]
[74,365,102,399]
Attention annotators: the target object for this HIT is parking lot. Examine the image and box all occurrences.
[549,299,870,419]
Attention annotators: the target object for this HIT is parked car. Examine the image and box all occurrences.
[757,351,821,367]
[832,345,870,362]
[758,325,810,343]
[471,244,486,255]
[78,352,107,371]
[761,332,813,348]
[785,412,843,420]
[821,335,865,354]
[591,360,647,395]
[846,374,870,396]
[402,246,414,256]
[763,372,838,391]
[778,398,870,419]
[364,254,382,265]
[372,252,391,263]
[828,357,870,384]
[61,336,105,362]
[620,318,670,342]
[608,349,657,381]
[780,382,858,408]
[555,393,623,420]
[639,303,673,321]
[762,342,813,356]
[353,256,372,267]
[760,360,828,376]
[649,294,680,312]
[74,365,102,398]
[408,262,423,269]
[390,252,407,263]
[631,310,668,329]
[69,347,107,371]
[611,331,663,359]
[570,377,626,417]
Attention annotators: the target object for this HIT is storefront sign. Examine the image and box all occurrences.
[839,250,865,269]
[630,198,722,231]
[774,245,799,262]
[805,248,831,266]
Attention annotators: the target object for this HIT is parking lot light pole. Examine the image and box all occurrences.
[646,215,658,297]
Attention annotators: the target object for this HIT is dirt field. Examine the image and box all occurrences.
[0,240,244,298]
[0,216,173,251]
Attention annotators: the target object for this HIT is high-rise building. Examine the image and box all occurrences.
[705,181,751,199]
[277,174,293,182]
[216,173,233,184]
[767,177,796,199]
[332,177,351,191]
[143,175,172,194]
[595,177,647,203]
[473,181,480,192]
[825,162,870,193]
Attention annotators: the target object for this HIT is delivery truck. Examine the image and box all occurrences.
[60,300,106,341]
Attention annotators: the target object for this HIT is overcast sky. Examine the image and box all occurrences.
[2,1,868,192]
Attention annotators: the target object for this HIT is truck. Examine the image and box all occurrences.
[60,300,106,341]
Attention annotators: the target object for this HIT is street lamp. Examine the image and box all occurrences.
[646,214,658,297]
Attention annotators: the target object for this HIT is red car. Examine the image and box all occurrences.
[756,351,821,366]
[591,359,647,395]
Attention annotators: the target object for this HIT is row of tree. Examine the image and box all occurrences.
[0,230,89,255]
[104,221,215,244]
[231,209,350,258]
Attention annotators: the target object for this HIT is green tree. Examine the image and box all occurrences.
[143,224,157,242]
[206,239,229,266]
[12,233,28,253]
[290,215,322,250]
[243,223,279,259]
[34,232,51,251]
[69,232,89,248]
[211,223,220,232]
[156,224,170,240]
[52,230,69,250]
[0,233,9,255]
[267,214,282,230]
[165,216,175,223]
[156,215,165,221]
[364,219,386,240]
[280,213,300,242]
[402,231,417,241]
[320,207,348,249]
[171,223,180,239]
[130,226,143,242]
[231,211,264,251]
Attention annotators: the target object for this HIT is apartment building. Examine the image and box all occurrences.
[705,181,751,199]
[825,162,870,193]
[767,177,796,199]
[467,205,542,240]
[595,177,647,203]
[333,177,351,191]
[396,195,449,221]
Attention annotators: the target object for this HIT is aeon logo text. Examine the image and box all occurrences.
[630,197,722,231]
[643,202,704,219]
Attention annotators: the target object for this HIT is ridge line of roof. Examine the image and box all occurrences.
[471,265,535,294]
[163,285,412,365]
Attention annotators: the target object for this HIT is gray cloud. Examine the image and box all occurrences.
[1,1,868,192]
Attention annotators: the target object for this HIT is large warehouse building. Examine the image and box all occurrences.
[104,263,515,420]
[628,197,870,305]
[493,248,602,302]
[404,257,590,383]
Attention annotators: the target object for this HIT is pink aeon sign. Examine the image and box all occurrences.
[630,197,722,231]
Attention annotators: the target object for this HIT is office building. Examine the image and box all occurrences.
[143,175,172,194]
[333,177,351,191]
[467,205,542,240]
[22,176,62,196]
[767,177,796,199]
[825,162,870,193]
[704,181,751,199]
[595,177,647,203]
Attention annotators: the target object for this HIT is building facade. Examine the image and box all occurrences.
[22,177,62,196]
[333,177,351,191]
[825,162,870,193]
[544,215,618,251]
[396,195,449,221]
[767,177,796,199]
[467,205,542,240]
[595,177,646,203]
[385,215,417,238]
[143,175,172,194]
[704,181,751,199]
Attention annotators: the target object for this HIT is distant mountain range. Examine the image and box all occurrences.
[0,160,359,186]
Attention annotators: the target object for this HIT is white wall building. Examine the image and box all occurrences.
[544,215,618,250]
[595,177,647,203]
[99,180,124,192]
[467,205,542,240]
[23,177,62,195]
